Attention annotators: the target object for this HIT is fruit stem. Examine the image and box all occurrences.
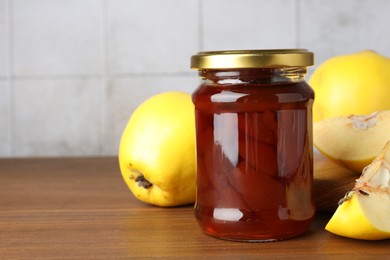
[338,191,355,205]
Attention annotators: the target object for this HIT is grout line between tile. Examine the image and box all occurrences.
[111,72,194,78]
[198,0,204,51]
[101,0,108,156]
[7,0,14,157]
[295,0,301,48]
[8,72,195,81]
[10,75,105,80]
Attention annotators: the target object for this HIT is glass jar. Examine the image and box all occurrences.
[190,49,315,242]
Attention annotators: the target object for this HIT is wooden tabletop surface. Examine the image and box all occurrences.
[1,155,390,259]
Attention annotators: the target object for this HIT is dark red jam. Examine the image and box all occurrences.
[192,66,315,242]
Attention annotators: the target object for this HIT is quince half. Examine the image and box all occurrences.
[118,92,196,207]
[325,141,390,240]
[314,110,390,173]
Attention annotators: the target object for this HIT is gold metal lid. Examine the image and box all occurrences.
[191,49,314,69]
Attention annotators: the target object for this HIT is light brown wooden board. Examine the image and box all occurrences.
[1,157,389,258]
[314,151,358,213]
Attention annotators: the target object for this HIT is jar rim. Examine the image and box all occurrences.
[190,49,314,69]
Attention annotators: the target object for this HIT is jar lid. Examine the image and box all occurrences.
[191,49,314,69]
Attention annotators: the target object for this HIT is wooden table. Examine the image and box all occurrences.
[1,156,389,259]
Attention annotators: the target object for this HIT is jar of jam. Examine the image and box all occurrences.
[190,49,315,242]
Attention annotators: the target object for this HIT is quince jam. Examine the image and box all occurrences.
[191,50,315,242]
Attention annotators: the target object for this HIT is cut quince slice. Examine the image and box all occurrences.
[314,110,390,173]
[325,141,390,240]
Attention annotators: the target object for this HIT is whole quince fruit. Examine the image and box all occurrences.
[118,92,196,207]
[325,141,390,240]
[310,50,390,121]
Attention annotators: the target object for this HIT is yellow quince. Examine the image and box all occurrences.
[118,92,196,207]
[309,50,390,121]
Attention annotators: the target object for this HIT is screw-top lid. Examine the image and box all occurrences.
[191,49,314,69]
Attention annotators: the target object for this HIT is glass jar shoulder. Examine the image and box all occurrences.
[192,81,314,112]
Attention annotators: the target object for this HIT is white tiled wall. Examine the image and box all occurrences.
[0,80,9,155]
[300,0,390,68]
[1,0,390,157]
[13,78,102,156]
[0,0,7,77]
[13,0,104,76]
[107,0,199,74]
[202,0,297,50]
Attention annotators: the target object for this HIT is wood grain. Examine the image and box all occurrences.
[314,152,358,213]
[0,156,389,258]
